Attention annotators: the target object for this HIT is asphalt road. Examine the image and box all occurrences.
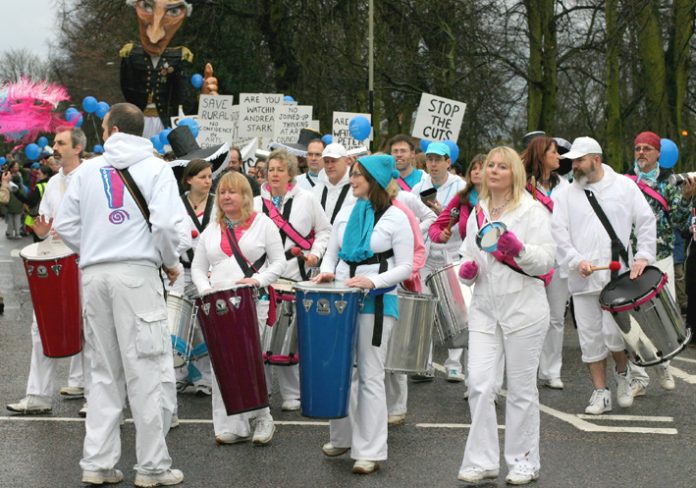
[1,231,695,488]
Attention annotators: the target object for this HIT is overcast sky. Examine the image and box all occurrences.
[0,0,60,59]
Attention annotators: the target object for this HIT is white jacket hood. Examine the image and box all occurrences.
[317,166,350,188]
[103,133,156,170]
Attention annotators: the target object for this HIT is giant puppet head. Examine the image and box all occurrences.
[126,0,194,57]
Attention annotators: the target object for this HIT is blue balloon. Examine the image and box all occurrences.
[75,115,84,128]
[93,144,104,154]
[0,157,6,165]
[95,101,110,120]
[82,96,98,114]
[348,116,371,141]
[659,138,679,169]
[321,134,333,145]
[178,118,200,138]
[159,128,173,147]
[64,107,80,122]
[419,139,431,152]
[25,143,41,161]
[37,136,48,148]
[444,140,460,163]
[283,95,295,102]
[191,73,204,89]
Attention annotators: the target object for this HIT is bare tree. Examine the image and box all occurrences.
[0,48,53,83]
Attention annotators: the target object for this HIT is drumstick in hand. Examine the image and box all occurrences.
[590,261,621,272]
[446,208,460,232]
[291,246,306,262]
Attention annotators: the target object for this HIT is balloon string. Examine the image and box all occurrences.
[90,114,103,145]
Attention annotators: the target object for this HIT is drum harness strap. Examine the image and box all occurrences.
[306,173,316,187]
[180,194,215,269]
[397,177,412,192]
[262,197,315,281]
[625,175,670,214]
[584,190,630,280]
[342,206,394,348]
[321,184,350,224]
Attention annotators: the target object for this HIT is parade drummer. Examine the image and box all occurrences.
[457,146,555,485]
[312,143,357,225]
[314,154,413,475]
[252,148,332,412]
[170,159,215,396]
[520,136,570,391]
[190,171,286,446]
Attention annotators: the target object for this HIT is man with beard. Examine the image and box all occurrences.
[121,0,218,138]
[551,137,656,415]
[6,127,87,415]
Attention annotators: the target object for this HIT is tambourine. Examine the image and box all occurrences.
[476,221,507,252]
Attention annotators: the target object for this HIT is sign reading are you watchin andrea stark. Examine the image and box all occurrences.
[411,93,466,142]
[238,93,283,140]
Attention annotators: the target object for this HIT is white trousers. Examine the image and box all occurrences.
[461,320,547,473]
[25,313,84,399]
[211,300,272,437]
[572,293,625,363]
[386,372,408,415]
[80,263,173,475]
[538,270,569,381]
[330,314,395,461]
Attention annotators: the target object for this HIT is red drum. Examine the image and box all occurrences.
[196,285,268,415]
[20,241,82,357]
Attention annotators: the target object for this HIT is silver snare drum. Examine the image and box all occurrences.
[166,292,195,368]
[425,262,471,348]
[262,294,299,365]
[384,291,435,374]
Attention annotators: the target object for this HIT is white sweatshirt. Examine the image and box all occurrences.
[320,203,414,295]
[312,167,357,224]
[190,214,287,295]
[253,184,332,281]
[551,164,656,295]
[395,190,437,236]
[55,133,185,269]
[459,192,556,333]
[411,172,466,263]
[295,172,320,191]
[39,166,79,220]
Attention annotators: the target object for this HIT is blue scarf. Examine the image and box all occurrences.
[634,162,659,186]
[338,199,374,262]
[468,188,479,207]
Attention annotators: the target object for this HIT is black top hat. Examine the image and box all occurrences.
[268,128,321,157]
[167,125,229,180]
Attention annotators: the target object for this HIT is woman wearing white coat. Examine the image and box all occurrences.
[253,148,332,411]
[457,146,555,485]
[191,171,286,446]
[314,154,413,475]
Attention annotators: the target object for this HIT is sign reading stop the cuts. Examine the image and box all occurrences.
[411,93,466,142]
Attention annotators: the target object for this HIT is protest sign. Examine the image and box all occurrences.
[238,93,283,139]
[197,94,235,147]
[273,104,313,144]
[411,93,466,142]
[332,111,372,149]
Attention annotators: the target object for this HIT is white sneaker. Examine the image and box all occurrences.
[446,368,464,383]
[387,413,406,426]
[59,386,84,399]
[134,468,184,487]
[281,399,301,411]
[352,459,379,474]
[457,467,499,483]
[195,384,212,397]
[215,432,251,445]
[630,379,647,397]
[584,388,612,415]
[252,416,275,445]
[615,369,634,408]
[505,464,540,485]
[170,414,180,429]
[322,442,349,457]
[543,377,564,390]
[657,365,675,390]
[81,468,124,485]
[6,395,52,414]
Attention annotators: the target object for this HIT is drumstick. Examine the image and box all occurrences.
[291,246,306,262]
[445,208,460,232]
[590,261,621,272]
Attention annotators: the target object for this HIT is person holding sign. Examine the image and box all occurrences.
[456,147,555,485]
[411,142,466,382]
[388,135,423,191]
[314,154,413,475]
[313,143,357,225]
[253,148,332,411]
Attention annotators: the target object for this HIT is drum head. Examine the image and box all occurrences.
[476,221,507,252]
[599,266,664,308]
[293,281,362,294]
[200,284,253,299]
[20,241,74,260]
[272,279,296,294]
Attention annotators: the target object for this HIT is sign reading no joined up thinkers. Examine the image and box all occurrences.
[411,93,466,142]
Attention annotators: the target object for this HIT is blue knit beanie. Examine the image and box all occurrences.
[357,154,400,190]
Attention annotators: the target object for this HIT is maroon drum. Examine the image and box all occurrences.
[20,241,82,357]
[196,285,268,415]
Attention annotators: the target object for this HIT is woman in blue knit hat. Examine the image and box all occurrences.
[313,154,414,475]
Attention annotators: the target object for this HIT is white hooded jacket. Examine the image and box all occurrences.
[55,132,186,269]
[312,166,357,224]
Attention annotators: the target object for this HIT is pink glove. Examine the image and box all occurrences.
[497,230,524,257]
[459,260,479,280]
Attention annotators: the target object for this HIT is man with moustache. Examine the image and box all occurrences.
[6,127,87,415]
[389,135,423,191]
[552,137,656,415]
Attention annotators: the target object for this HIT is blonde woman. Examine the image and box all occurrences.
[191,172,286,446]
[456,146,555,485]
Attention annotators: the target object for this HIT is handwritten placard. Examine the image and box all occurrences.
[332,111,372,149]
[273,105,313,144]
[197,95,235,147]
[238,93,283,139]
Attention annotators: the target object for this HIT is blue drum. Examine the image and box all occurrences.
[294,281,363,418]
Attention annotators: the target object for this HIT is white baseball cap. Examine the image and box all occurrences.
[561,136,603,159]
[322,143,347,159]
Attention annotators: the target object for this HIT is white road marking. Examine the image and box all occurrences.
[668,366,696,384]
[672,356,696,365]
[0,259,14,263]
[538,403,677,435]
[576,414,673,422]
[10,249,20,257]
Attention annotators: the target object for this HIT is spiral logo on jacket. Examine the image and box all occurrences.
[100,166,130,225]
